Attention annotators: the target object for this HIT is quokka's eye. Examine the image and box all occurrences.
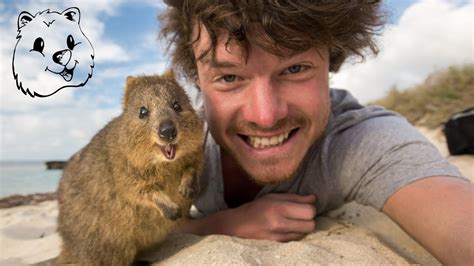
[139,106,149,119]
[67,35,75,50]
[32,37,44,54]
[173,101,182,113]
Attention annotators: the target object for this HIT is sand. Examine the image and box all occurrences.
[142,216,411,265]
[0,201,60,265]
[0,127,471,265]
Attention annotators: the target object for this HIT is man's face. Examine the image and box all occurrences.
[194,29,330,184]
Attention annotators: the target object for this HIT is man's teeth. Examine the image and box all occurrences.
[248,132,290,149]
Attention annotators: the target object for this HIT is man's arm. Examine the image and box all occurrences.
[382,176,474,265]
[177,193,317,242]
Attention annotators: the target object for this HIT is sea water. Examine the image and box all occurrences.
[0,161,63,198]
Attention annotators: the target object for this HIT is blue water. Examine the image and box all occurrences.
[0,161,63,198]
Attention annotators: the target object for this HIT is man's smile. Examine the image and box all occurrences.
[238,128,299,149]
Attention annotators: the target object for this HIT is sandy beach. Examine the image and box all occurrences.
[0,127,472,265]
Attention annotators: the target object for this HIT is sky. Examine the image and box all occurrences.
[0,0,472,161]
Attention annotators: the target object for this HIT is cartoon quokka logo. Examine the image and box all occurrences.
[12,7,94,98]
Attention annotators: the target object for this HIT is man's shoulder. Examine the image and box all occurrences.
[327,88,404,135]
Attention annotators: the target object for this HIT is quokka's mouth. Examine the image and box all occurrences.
[45,61,77,82]
[59,66,74,82]
[160,144,176,160]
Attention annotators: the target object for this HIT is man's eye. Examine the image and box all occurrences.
[222,75,237,82]
[287,65,302,74]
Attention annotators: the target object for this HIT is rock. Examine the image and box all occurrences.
[45,161,67,170]
[0,193,57,209]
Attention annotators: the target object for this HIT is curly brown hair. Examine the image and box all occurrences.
[160,0,385,80]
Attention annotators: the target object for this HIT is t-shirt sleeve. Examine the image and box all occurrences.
[328,115,466,210]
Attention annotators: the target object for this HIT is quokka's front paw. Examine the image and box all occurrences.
[164,206,182,221]
[179,185,198,199]
[156,201,182,221]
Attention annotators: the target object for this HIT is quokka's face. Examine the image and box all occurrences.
[13,8,94,97]
[123,75,203,163]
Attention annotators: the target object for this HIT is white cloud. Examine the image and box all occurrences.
[331,0,473,104]
[0,104,121,161]
[93,60,168,85]
[130,60,168,75]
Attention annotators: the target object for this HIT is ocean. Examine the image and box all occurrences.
[0,161,63,198]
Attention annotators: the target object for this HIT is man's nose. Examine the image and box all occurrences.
[242,79,288,128]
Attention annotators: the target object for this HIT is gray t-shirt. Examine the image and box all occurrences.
[190,88,464,217]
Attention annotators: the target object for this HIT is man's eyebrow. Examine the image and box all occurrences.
[212,60,240,68]
[200,58,240,68]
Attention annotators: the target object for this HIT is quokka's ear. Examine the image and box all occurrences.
[125,76,137,87]
[17,11,34,30]
[161,69,176,82]
[123,76,138,108]
[62,7,81,23]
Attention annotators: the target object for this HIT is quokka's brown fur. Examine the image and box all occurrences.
[57,71,203,265]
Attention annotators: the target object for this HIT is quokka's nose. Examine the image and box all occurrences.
[52,49,71,65]
[159,120,177,142]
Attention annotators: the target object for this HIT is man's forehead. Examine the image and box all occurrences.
[197,44,312,69]
[191,22,323,68]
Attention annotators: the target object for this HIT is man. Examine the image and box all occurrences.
[160,1,473,264]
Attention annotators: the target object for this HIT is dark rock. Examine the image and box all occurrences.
[45,161,67,170]
[0,192,57,208]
